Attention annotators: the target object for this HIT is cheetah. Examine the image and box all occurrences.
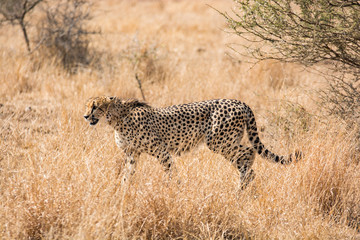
[84,97,300,187]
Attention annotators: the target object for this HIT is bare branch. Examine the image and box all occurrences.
[0,0,43,51]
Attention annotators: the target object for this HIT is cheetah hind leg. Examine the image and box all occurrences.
[234,147,256,190]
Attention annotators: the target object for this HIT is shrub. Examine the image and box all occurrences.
[223,0,360,142]
[36,0,98,72]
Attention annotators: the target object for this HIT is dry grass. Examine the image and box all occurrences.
[0,0,359,239]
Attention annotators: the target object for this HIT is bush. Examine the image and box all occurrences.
[36,0,98,72]
[321,72,360,129]
[223,0,360,139]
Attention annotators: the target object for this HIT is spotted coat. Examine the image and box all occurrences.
[84,97,300,187]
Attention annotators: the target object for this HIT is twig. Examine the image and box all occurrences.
[135,73,146,101]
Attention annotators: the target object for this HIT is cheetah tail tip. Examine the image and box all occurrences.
[289,150,303,163]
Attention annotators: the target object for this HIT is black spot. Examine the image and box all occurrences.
[275,156,279,162]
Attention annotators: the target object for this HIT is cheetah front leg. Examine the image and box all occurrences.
[121,151,139,182]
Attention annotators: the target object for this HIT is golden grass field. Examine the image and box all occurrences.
[0,0,359,239]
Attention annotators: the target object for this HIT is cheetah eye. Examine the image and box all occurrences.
[91,105,97,112]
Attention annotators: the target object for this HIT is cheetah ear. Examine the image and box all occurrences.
[124,98,150,108]
[107,96,116,103]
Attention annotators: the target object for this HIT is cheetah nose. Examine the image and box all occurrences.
[84,115,89,119]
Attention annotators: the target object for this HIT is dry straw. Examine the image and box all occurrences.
[0,0,358,239]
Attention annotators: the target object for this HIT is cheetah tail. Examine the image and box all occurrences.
[244,104,301,164]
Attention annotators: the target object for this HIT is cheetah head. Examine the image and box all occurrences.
[83,96,115,125]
